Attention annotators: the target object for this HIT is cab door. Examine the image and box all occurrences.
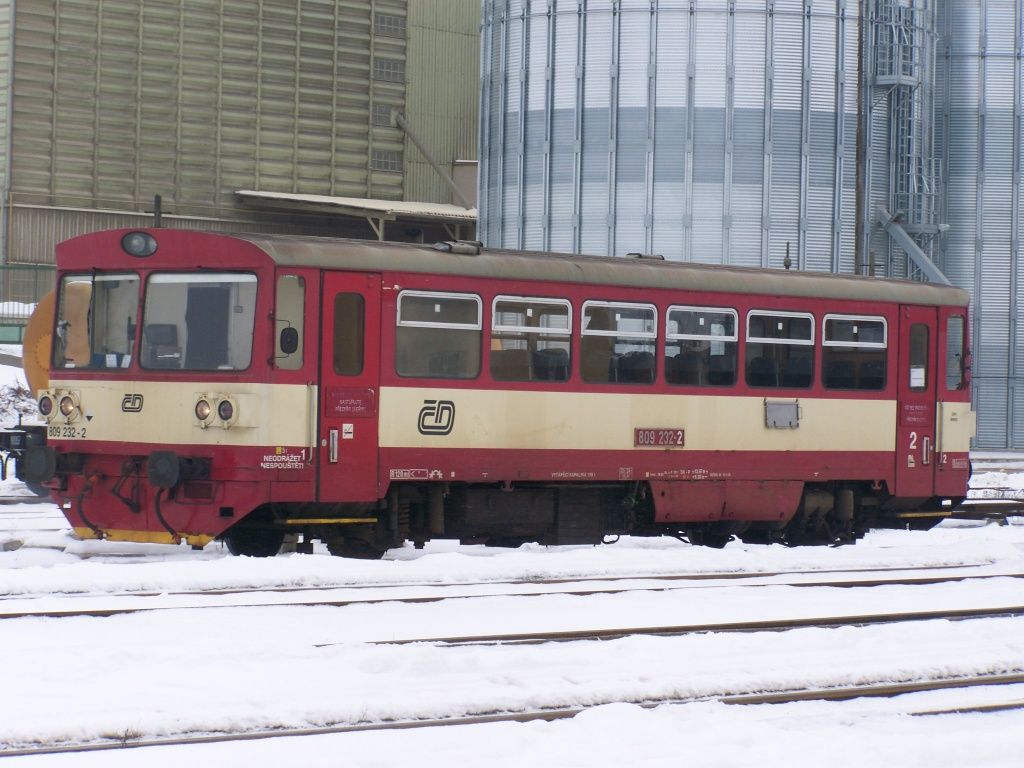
[319,272,381,502]
[894,305,937,497]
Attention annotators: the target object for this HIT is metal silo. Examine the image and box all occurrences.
[479,0,861,271]
[936,0,1023,448]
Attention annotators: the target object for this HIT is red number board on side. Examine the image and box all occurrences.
[633,428,685,448]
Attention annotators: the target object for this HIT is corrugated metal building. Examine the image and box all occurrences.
[479,0,1022,449]
[0,0,479,267]
[936,1,1023,449]
[479,0,861,270]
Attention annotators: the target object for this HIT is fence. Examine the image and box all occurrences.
[0,264,56,343]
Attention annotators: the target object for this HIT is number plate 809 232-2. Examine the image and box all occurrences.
[633,428,685,448]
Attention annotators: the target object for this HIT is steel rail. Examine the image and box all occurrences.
[0,561,993,602]
[3,571,1023,622]
[362,604,1024,648]
[910,698,1024,716]
[3,672,1022,759]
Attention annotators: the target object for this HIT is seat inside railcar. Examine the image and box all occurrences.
[142,324,181,369]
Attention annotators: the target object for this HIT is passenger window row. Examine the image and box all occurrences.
[394,291,888,391]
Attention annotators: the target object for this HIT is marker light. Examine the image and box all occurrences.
[38,395,53,417]
[59,396,76,417]
[195,399,212,421]
[217,399,234,422]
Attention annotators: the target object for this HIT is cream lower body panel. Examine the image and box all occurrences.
[45,378,317,448]
[379,387,897,452]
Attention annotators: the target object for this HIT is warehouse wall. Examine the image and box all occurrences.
[0,0,479,265]
[405,0,480,204]
[937,0,1024,448]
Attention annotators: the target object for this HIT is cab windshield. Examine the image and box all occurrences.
[54,273,139,369]
[141,272,257,370]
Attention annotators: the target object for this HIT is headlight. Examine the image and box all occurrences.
[59,396,76,416]
[38,395,54,417]
[217,399,234,422]
[121,231,157,257]
[195,399,212,421]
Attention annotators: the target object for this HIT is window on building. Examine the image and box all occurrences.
[374,13,406,38]
[745,311,814,388]
[373,57,405,83]
[822,314,887,390]
[490,296,571,382]
[664,306,737,387]
[371,149,402,172]
[581,301,657,384]
[372,103,393,127]
[396,291,481,378]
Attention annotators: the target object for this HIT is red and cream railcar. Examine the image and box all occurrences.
[23,229,974,556]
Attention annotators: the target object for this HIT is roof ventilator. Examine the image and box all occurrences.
[433,240,483,256]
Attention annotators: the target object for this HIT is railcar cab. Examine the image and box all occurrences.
[26,229,323,549]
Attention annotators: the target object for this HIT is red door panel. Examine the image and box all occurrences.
[895,305,937,497]
[319,272,381,502]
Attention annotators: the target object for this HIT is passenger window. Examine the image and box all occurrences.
[490,296,571,382]
[333,293,364,375]
[275,275,305,370]
[745,311,814,388]
[822,315,887,390]
[581,301,657,384]
[395,291,482,378]
[945,315,966,391]
[665,306,737,387]
[909,323,929,391]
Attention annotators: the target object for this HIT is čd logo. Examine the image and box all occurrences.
[418,400,455,435]
[121,394,144,413]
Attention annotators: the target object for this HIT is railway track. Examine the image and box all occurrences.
[0,560,999,600]
[2,567,1021,621]
[3,672,1022,759]
[361,604,1024,648]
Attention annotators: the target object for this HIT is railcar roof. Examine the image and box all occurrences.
[239,233,968,307]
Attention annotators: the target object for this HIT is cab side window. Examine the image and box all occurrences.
[274,275,305,370]
[945,315,966,391]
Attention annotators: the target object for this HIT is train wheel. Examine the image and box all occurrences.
[223,525,285,557]
[326,535,386,560]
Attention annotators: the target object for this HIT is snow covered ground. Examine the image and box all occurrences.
[1,355,1024,766]
[3,516,1024,767]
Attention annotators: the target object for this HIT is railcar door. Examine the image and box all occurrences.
[894,305,937,497]
[318,272,381,502]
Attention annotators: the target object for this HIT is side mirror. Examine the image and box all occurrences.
[279,327,299,355]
